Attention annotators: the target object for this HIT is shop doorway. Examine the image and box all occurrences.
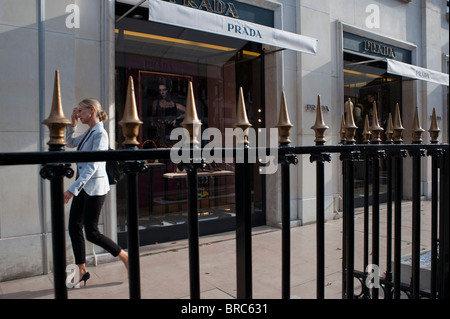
[114,5,265,246]
[344,52,402,207]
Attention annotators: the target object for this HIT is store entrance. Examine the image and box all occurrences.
[114,5,265,246]
[344,52,402,207]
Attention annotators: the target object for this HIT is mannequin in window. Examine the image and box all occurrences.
[150,78,185,147]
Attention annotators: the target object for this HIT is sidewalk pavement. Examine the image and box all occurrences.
[0,201,433,299]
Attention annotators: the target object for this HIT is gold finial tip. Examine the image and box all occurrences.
[344,98,357,143]
[42,70,71,125]
[234,87,252,145]
[181,81,202,126]
[412,107,425,143]
[311,95,329,144]
[386,113,393,133]
[428,108,440,143]
[234,87,252,129]
[370,102,383,143]
[393,103,404,142]
[181,81,202,145]
[344,99,357,129]
[385,113,394,142]
[42,70,71,146]
[362,114,371,143]
[277,91,293,144]
[119,75,143,146]
[428,108,440,132]
[119,76,142,124]
[276,91,293,128]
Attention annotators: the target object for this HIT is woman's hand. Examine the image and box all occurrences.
[71,107,79,127]
[64,190,74,204]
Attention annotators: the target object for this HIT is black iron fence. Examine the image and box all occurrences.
[0,73,448,299]
[280,143,450,299]
[0,141,448,299]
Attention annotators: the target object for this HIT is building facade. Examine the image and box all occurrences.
[0,0,448,281]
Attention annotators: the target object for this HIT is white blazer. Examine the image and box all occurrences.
[66,122,110,196]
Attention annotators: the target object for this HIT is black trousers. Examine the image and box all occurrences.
[69,190,121,264]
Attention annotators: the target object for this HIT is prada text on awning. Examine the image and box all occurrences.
[387,59,449,86]
[148,0,318,55]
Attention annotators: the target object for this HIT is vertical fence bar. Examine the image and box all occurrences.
[362,115,371,299]
[443,149,450,299]
[180,81,203,299]
[316,159,325,299]
[280,158,291,299]
[362,153,370,298]
[393,149,407,299]
[438,151,444,298]
[428,108,440,299]
[341,159,348,298]
[123,160,147,299]
[411,151,422,299]
[51,171,66,299]
[343,154,356,299]
[385,114,394,296]
[40,70,73,299]
[314,157,329,299]
[186,159,201,299]
[385,152,393,290]
[235,147,252,299]
[50,166,71,299]
[429,149,439,298]
[369,103,384,300]
[119,76,146,299]
[316,160,325,299]
[40,163,73,299]
[392,104,405,299]
[127,171,140,299]
[310,95,330,299]
[235,87,253,299]
[371,154,380,300]
[393,152,403,299]
[277,92,295,299]
[342,98,358,299]
[438,148,450,299]
[410,107,425,299]
[339,115,347,298]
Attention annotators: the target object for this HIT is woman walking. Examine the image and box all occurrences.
[63,98,128,286]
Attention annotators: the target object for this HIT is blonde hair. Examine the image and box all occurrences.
[78,98,108,122]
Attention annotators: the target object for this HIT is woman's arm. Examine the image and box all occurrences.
[67,130,108,196]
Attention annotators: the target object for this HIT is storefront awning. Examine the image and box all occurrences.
[387,59,449,86]
[147,0,318,55]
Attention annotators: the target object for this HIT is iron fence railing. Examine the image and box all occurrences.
[0,143,448,299]
[0,71,448,299]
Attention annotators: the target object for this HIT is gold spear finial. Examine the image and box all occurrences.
[428,108,440,144]
[234,87,252,145]
[181,81,202,146]
[385,113,394,143]
[392,103,404,143]
[310,95,329,145]
[42,70,71,148]
[411,107,425,144]
[370,102,383,143]
[362,114,371,144]
[344,98,357,144]
[119,76,143,146]
[276,91,293,145]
